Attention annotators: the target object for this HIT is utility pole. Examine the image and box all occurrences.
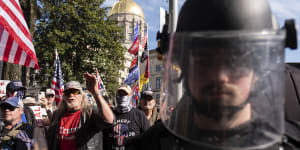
[169,0,178,33]
[169,0,182,100]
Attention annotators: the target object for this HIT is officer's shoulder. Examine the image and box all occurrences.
[141,121,170,137]
[284,120,300,148]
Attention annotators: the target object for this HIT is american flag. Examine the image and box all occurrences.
[51,52,64,104]
[131,81,139,107]
[128,22,139,55]
[95,68,105,95]
[141,24,147,50]
[141,24,148,63]
[0,0,39,69]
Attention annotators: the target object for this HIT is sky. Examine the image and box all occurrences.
[103,0,300,62]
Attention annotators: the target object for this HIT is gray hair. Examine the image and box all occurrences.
[51,85,91,124]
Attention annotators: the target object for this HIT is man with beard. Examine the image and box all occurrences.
[127,0,300,149]
[46,73,114,150]
[138,90,160,126]
[103,85,149,150]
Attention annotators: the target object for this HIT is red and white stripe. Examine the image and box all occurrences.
[141,25,148,50]
[51,78,64,102]
[0,0,39,69]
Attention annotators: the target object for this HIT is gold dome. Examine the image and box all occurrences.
[108,0,145,18]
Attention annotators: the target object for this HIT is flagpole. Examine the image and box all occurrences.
[137,21,140,94]
[55,49,58,60]
[146,24,150,89]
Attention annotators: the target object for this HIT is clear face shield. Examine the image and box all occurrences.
[160,30,286,149]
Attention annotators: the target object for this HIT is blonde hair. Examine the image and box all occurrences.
[51,89,91,124]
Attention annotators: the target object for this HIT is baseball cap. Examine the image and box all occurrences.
[3,97,24,108]
[46,88,55,95]
[6,81,26,92]
[117,85,132,95]
[23,96,38,105]
[141,90,154,100]
[64,81,82,91]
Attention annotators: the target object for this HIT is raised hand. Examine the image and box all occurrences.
[83,72,99,95]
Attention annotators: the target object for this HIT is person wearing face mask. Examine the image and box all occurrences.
[138,90,160,126]
[103,85,149,150]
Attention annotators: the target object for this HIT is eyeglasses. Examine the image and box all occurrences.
[46,94,54,98]
[1,104,17,111]
[64,89,81,96]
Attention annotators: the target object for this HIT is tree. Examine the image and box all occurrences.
[34,0,125,96]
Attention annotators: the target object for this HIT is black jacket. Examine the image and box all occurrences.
[46,107,112,150]
[128,121,300,150]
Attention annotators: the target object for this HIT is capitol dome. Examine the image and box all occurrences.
[108,0,145,18]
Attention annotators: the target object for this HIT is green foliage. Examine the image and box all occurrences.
[34,0,125,96]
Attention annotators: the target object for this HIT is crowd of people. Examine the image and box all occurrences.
[0,0,300,150]
[0,73,160,150]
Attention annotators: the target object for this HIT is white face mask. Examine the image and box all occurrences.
[116,95,132,113]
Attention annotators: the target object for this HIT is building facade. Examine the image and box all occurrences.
[108,0,147,84]
[148,50,164,105]
[108,0,164,105]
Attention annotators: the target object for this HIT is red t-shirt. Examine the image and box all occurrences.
[59,110,81,150]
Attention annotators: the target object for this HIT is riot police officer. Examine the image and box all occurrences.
[128,0,299,149]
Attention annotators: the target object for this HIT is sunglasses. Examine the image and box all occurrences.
[46,94,54,98]
[1,104,17,111]
[64,89,81,96]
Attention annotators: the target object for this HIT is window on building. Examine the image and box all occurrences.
[156,94,160,101]
[156,77,161,89]
[129,24,133,30]
[156,65,161,72]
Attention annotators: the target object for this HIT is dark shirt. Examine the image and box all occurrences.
[104,108,150,150]
[128,121,289,150]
